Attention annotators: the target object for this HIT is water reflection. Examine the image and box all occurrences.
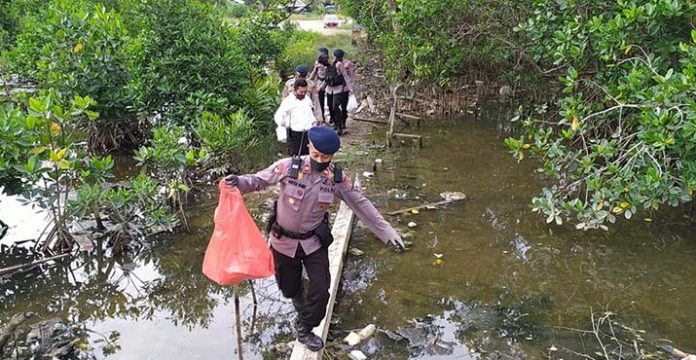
[1,193,296,359]
[337,107,696,358]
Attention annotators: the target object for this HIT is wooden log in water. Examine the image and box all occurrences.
[385,199,464,216]
[0,253,70,276]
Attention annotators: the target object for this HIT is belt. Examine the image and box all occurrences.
[271,222,315,240]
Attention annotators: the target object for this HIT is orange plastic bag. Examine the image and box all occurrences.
[202,180,275,285]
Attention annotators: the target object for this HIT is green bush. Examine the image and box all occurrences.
[507,0,696,229]
[338,0,525,85]
[236,14,295,70]
[224,3,252,19]
[277,31,320,80]
[195,110,271,175]
[7,0,141,150]
[241,73,282,134]
[131,0,251,128]
[0,0,47,50]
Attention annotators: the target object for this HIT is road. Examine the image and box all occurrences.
[291,19,351,35]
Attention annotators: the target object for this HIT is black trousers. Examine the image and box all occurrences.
[328,91,349,132]
[272,246,330,328]
[317,89,326,122]
[287,129,309,157]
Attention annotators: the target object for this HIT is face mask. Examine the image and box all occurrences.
[295,93,306,100]
[310,158,331,172]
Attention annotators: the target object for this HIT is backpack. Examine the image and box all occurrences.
[325,61,346,87]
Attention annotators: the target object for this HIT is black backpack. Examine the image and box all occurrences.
[325,61,346,87]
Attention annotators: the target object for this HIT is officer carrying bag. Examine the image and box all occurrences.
[325,61,346,87]
[202,180,275,285]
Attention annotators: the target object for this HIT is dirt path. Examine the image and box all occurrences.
[291,19,351,35]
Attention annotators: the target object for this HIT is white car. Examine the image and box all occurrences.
[323,15,340,28]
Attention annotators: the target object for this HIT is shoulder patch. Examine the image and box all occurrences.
[274,162,286,174]
[341,174,352,186]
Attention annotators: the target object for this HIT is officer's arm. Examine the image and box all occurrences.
[274,97,290,127]
[308,62,318,81]
[339,62,355,94]
[237,159,288,194]
[335,176,398,244]
[282,81,291,98]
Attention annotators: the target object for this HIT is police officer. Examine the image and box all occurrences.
[325,49,355,135]
[225,126,405,351]
[309,48,331,122]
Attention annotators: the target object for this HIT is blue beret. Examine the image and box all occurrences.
[295,64,308,76]
[319,47,329,54]
[333,48,345,58]
[308,126,340,154]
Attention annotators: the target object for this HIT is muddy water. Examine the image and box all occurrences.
[1,103,695,359]
[337,106,696,358]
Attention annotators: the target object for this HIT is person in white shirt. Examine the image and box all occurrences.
[275,79,323,156]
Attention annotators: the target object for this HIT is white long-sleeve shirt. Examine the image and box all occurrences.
[274,94,318,132]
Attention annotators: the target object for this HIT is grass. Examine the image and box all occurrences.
[288,13,324,20]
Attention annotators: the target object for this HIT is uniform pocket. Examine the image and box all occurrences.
[315,192,334,212]
[283,184,305,212]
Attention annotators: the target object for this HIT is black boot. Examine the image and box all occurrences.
[296,322,324,351]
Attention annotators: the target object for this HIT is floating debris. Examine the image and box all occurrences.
[344,332,362,346]
[358,324,376,340]
[407,222,417,228]
[348,350,367,360]
[439,192,466,201]
[349,248,365,256]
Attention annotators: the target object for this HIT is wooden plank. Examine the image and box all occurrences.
[352,115,388,124]
[392,132,422,139]
[290,196,356,359]
[395,112,421,120]
[386,199,455,216]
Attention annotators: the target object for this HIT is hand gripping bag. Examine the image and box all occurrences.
[202,180,275,285]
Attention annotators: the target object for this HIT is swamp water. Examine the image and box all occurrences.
[1,104,695,359]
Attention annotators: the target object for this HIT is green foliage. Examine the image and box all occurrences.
[0,92,114,241]
[135,124,205,229]
[338,0,527,85]
[236,15,295,70]
[276,30,321,79]
[7,0,140,150]
[0,0,47,50]
[131,0,250,127]
[507,0,696,229]
[223,3,252,19]
[241,73,281,134]
[195,110,273,175]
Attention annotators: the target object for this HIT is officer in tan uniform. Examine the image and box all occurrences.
[225,126,404,351]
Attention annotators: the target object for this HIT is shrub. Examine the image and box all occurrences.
[8,0,141,150]
[131,0,251,128]
[276,30,321,80]
[195,110,275,175]
[224,3,252,19]
[507,0,696,229]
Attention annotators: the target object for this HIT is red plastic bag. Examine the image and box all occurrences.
[202,180,275,285]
